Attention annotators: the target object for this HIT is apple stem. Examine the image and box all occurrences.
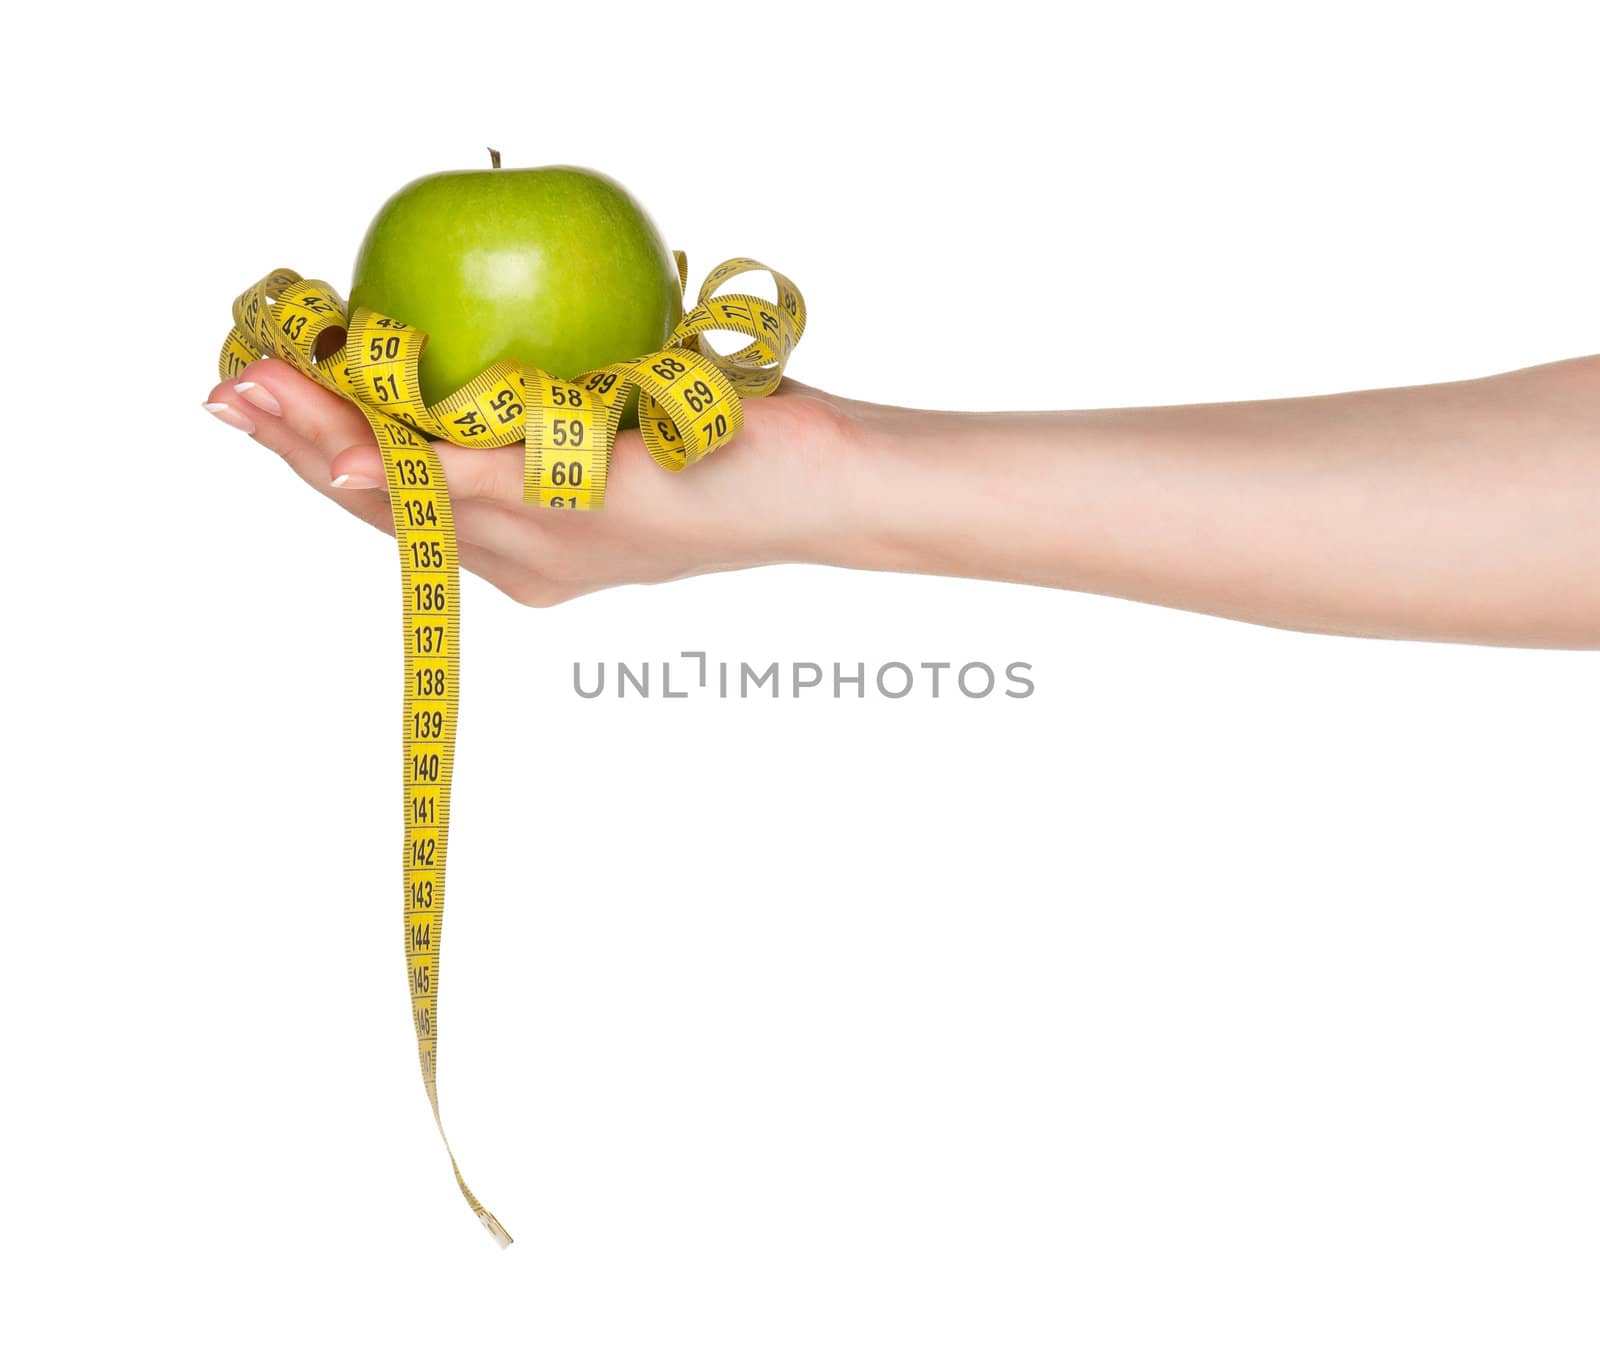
[488,147,501,169]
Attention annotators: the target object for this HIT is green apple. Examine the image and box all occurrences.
[347,157,682,428]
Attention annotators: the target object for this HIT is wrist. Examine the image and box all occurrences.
[790,400,937,575]
[808,402,1074,588]
[811,402,973,579]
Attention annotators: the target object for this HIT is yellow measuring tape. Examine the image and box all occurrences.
[218,252,805,1245]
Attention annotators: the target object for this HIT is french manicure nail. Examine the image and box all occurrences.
[332,472,384,490]
[234,381,283,417]
[204,401,255,434]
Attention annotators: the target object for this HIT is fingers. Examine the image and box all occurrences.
[327,436,526,506]
[204,359,557,604]
[206,358,377,504]
[208,356,528,504]
[233,357,375,457]
[224,357,527,506]
[205,370,393,537]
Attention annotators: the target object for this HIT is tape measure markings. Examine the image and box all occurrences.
[218,253,805,1245]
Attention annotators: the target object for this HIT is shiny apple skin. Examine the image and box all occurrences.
[348,165,682,428]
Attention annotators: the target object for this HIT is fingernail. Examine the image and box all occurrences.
[331,471,384,490]
[204,401,255,434]
[234,381,282,417]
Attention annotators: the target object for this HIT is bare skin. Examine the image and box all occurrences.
[205,353,1600,648]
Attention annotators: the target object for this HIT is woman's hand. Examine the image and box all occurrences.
[205,356,875,607]
[208,351,1600,646]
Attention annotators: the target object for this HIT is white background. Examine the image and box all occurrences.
[7,2,1597,1344]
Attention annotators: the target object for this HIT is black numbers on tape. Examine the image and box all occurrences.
[218,254,807,1246]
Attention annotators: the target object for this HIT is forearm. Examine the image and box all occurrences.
[819,356,1600,648]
